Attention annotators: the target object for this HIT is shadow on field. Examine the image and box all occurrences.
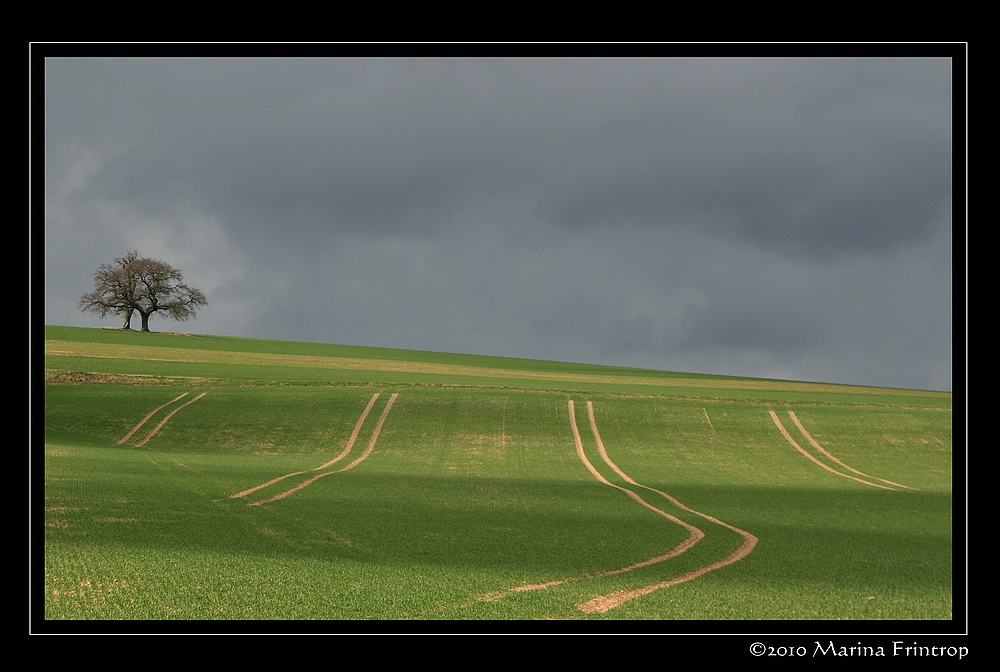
[45,465,952,594]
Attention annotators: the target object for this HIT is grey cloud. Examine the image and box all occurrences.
[541,60,952,258]
[675,300,825,354]
[48,58,951,256]
[44,55,954,391]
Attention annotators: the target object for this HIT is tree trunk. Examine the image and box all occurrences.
[122,308,134,330]
[140,311,150,332]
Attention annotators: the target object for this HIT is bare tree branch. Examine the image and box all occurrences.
[78,251,207,332]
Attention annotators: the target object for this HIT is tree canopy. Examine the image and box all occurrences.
[79,251,207,332]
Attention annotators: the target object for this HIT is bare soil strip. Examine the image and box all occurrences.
[507,403,703,597]
[575,401,757,613]
[249,472,333,505]
[248,393,398,506]
[231,393,381,499]
[514,402,701,592]
[134,393,207,447]
[117,393,189,444]
[703,408,716,435]
[511,402,756,608]
[340,393,398,472]
[49,338,949,397]
[577,534,759,613]
[769,411,894,490]
[314,393,380,470]
[510,579,570,592]
[229,472,307,499]
[787,411,913,489]
[583,402,704,540]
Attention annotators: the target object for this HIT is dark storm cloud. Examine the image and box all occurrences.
[47,58,950,254]
[44,55,954,391]
[540,59,951,257]
[675,300,824,354]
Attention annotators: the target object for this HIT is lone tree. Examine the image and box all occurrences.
[79,251,207,332]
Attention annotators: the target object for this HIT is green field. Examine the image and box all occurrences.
[42,325,953,621]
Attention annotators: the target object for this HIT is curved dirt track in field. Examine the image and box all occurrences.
[770,411,894,490]
[575,401,757,613]
[494,401,704,598]
[231,393,381,500]
[118,392,189,444]
[568,400,704,553]
[787,411,913,490]
[336,393,397,473]
[577,534,759,613]
[134,393,207,447]
[247,393,398,506]
[229,471,308,500]
[314,393,381,470]
[249,471,332,505]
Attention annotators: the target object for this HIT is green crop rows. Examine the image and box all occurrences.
[42,325,953,620]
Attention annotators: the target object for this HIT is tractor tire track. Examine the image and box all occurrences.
[134,393,207,447]
[576,401,757,613]
[788,411,914,490]
[229,471,308,500]
[569,400,704,545]
[314,393,380,470]
[703,408,716,435]
[769,410,894,490]
[248,393,398,506]
[483,401,704,599]
[577,536,759,613]
[338,393,398,473]
[231,392,381,499]
[117,392,189,444]
[248,471,333,505]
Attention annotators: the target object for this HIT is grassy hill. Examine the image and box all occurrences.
[42,325,953,621]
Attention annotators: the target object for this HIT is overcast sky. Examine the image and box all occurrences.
[43,56,954,391]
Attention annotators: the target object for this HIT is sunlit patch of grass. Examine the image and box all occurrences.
[42,325,952,620]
